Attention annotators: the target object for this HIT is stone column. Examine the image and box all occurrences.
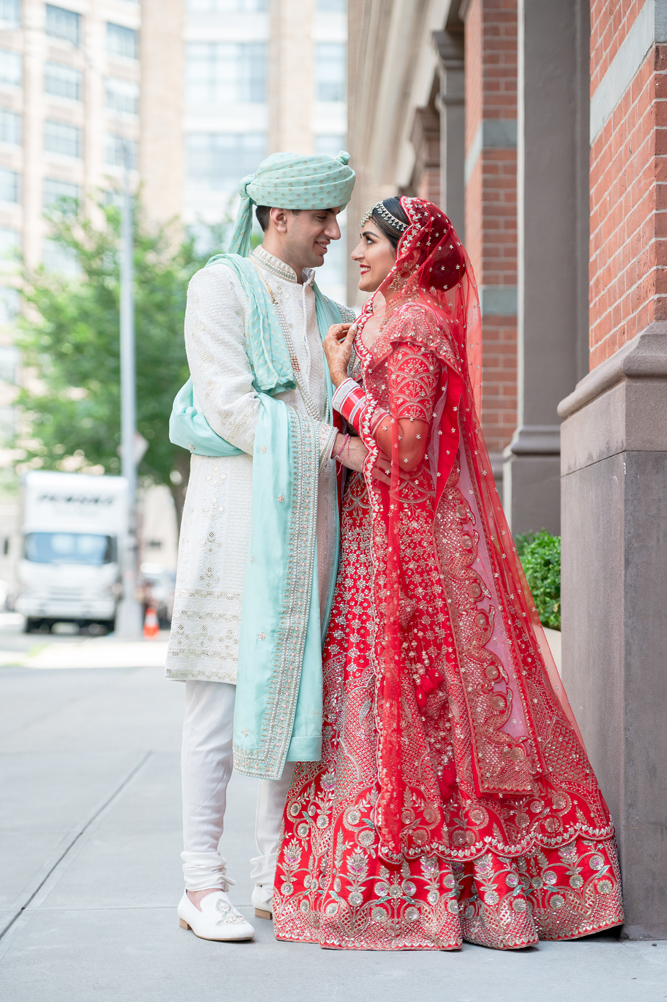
[433,29,465,239]
[461,0,519,493]
[408,105,440,205]
[503,0,589,534]
[559,326,667,939]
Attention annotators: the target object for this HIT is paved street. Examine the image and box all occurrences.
[0,628,665,1002]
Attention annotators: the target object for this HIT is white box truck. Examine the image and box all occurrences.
[16,471,128,633]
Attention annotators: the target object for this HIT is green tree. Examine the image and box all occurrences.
[15,197,226,526]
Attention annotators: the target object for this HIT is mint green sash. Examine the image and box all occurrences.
[169,380,243,458]
[233,396,324,776]
[170,254,347,779]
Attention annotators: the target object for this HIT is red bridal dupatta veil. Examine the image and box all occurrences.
[273,198,623,951]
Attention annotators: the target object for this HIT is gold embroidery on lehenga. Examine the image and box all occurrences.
[274,461,623,949]
[274,195,622,950]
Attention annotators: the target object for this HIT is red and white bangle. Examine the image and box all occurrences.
[332,378,367,431]
[332,378,392,440]
[332,377,360,411]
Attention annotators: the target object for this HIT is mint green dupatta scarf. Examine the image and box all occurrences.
[170,253,346,779]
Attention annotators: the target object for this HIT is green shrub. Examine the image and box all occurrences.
[514,532,537,561]
[515,529,561,630]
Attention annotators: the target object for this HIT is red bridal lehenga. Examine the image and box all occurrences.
[273,198,623,951]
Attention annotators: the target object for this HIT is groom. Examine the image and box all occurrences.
[165,151,363,941]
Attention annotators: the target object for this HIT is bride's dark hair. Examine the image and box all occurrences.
[371,197,410,249]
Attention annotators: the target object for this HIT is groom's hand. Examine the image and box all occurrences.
[337,435,367,472]
[334,439,414,483]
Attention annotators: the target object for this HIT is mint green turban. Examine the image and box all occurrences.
[228,150,356,257]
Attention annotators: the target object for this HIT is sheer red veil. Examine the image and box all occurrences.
[355,197,587,860]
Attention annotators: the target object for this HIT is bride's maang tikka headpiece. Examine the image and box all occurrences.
[360,201,409,234]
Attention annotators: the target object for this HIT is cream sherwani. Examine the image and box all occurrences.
[162,144,357,909]
[166,245,341,684]
[168,245,351,894]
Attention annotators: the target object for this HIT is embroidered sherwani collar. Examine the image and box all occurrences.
[252,245,315,287]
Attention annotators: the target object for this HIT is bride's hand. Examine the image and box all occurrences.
[323,323,357,387]
[370,451,411,486]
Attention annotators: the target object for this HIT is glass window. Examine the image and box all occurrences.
[315,42,346,102]
[43,237,79,275]
[186,42,266,104]
[0,226,19,265]
[0,344,19,381]
[24,532,115,565]
[45,5,81,46]
[0,0,20,28]
[44,61,81,100]
[186,132,265,190]
[0,49,21,86]
[314,134,345,157]
[107,22,139,60]
[0,286,19,322]
[187,0,268,11]
[0,167,19,203]
[44,119,81,157]
[104,133,137,168]
[43,177,79,209]
[317,0,346,9]
[0,109,20,145]
[106,77,139,116]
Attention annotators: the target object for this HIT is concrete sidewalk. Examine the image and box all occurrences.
[0,615,169,669]
[0,658,665,1002]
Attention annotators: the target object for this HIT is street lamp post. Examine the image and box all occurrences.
[115,142,143,638]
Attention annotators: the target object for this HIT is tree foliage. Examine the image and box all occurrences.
[15,197,226,524]
[516,529,561,630]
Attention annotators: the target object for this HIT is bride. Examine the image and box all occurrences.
[272,196,624,950]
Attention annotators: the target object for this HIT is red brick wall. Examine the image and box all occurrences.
[416,167,441,204]
[589,3,667,367]
[464,0,518,457]
[590,0,644,92]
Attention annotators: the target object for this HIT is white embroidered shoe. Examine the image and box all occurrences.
[251,883,274,920]
[178,891,255,941]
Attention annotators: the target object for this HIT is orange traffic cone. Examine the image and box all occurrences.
[143,605,159,639]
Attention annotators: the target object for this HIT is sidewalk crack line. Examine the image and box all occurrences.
[0,750,153,943]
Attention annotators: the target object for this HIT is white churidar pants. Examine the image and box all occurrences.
[181,681,294,892]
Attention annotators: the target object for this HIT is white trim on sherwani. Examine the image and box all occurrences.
[165,246,341,684]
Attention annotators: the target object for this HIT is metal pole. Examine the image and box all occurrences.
[115,142,143,637]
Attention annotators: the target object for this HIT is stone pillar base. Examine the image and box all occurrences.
[502,426,561,535]
[559,323,667,940]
